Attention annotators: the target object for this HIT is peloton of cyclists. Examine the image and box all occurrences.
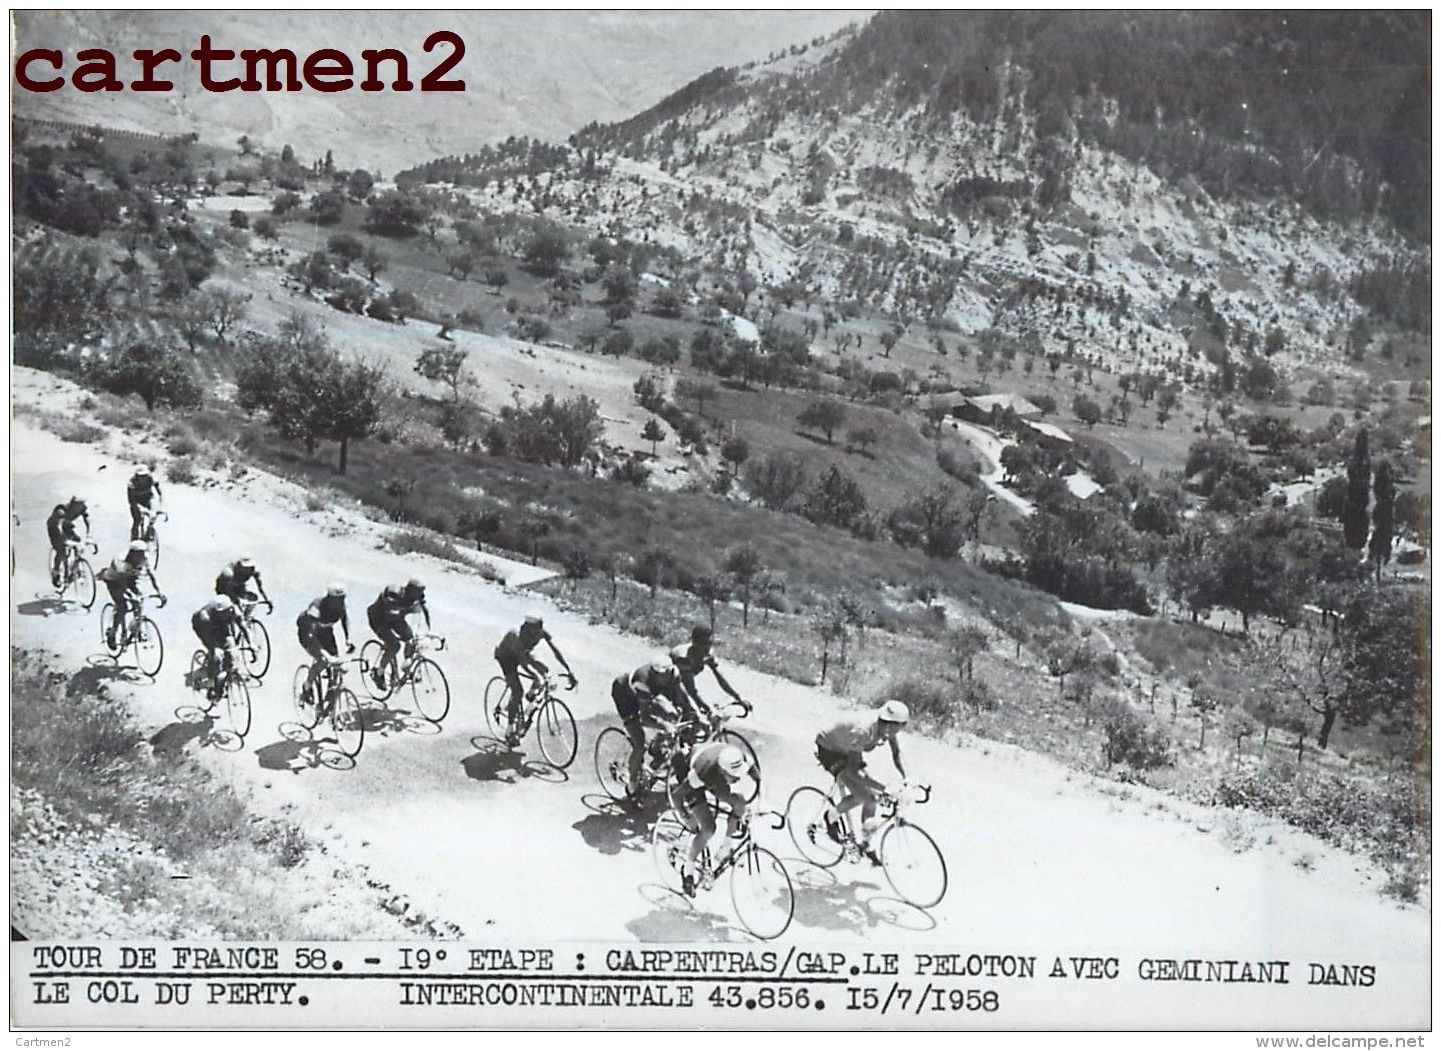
[813,700,910,863]
[97,541,164,648]
[494,615,576,745]
[46,495,91,587]
[191,594,243,698]
[368,578,431,689]
[126,465,162,541]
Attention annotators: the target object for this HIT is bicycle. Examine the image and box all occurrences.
[360,633,451,723]
[188,646,252,739]
[784,781,947,909]
[234,596,273,681]
[652,802,794,941]
[292,654,368,759]
[99,592,166,677]
[594,702,756,806]
[482,671,578,768]
[53,540,98,609]
[136,509,167,569]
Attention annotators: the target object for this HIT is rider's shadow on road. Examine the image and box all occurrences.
[256,729,356,773]
[786,862,937,934]
[461,739,564,784]
[65,662,131,699]
[16,595,69,617]
[627,887,737,943]
[571,794,659,856]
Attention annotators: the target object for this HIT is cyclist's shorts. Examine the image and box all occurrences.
[192,615,228,650]
[816,745,863,777]
[611,676,641,722]
[368,610,411,642]
[297,619,337,656]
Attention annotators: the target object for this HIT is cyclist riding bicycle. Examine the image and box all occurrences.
[494,615,576,744]
[367,578,431,689]
[670,624,750,717]
[192,595,243,699]
[46,495,91,587]
[814,700,910,864]
[297,583,355,700]
[126,465,162,541]
[679,742,754,897]
[610,659,702,798]
[215,557,272,608]
[97,541,162,649]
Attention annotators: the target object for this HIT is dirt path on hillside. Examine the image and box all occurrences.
[7,410,1429,1027]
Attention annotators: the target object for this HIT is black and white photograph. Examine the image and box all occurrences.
[7,8,1431,1033]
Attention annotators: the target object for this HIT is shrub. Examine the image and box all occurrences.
[385,527,469,566]
[1100,700,1174,770]
[883,676,957,729]
[167,433,202,458]
[167,458,199,484]
[52,419,107,444]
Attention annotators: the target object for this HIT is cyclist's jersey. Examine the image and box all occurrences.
[671,643,718,679]
[495,626,548,663]
[686,741,748,803]
[98,558,143,588]
[630,663,687,708]
[815,712,887,756]
[46,506,71,546]
[127,475,157,506]
[299,594,346,627]
[215,563,259,597]
[195,600,241,633]
[367,587,413,622]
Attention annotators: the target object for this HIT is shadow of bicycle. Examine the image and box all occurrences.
[255,727,357,773]
[64,662,132,700]
[571,793,659,856]
[782,856,937,933]
[459,739,563,784]
[626,885,740,943]
[17,595,69,618]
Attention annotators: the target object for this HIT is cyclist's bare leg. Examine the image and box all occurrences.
[624,718,646,791]
[686,799,716,869]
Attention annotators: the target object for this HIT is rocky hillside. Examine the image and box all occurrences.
[398,12,1429,386]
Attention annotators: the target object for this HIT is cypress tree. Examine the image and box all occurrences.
[1342,428,1371,550]
[1369,459,1395,577]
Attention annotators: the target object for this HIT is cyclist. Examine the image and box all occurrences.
[126,465,162,542]
[215,557,272,609]
[670,624,749,717]
[97,541,163,649]
[679,742,754,897]
[814,700,910,863]
[367,578,431,689]
[494,615,576,744]
[46,495,91,587]
[610,659,698,799]
[191,595,243,699]
[297,583,354,702]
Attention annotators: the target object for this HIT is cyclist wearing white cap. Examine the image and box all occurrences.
[297,583,354,698]
[97,541,162,649]
[680,741,753,896]
[814,700,910,862]
[126,464,162,541]
[494,615,576,735]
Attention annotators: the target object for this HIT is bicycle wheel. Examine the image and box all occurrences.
[189,651,215,709]
[100,603,122,657]
[785,786,845,868]
[879,821,948,909]
[482,676,508,738]
[359,640,394,701]
[242,619,271,681]
[534,698,578,769]
[410,658,451,723]
[730,845,794,941]
[225,674,253,739]
[651,808,692,895]
[594,726,637,802]
[719,729,761,803]
[69,558,97,609]
[329,687,365,758]
[133,617,164,677]
[292,664,320,730]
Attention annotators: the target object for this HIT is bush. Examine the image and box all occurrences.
[385,527,470,566]
[52,419,107,444]
[167,458,199,484]
[1100,700,1173,770]
[884,676,957,729]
